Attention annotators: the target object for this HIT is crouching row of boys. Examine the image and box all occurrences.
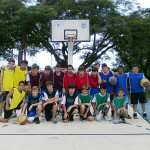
[0,80,128,124]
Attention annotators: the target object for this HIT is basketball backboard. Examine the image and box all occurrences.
[51,19,90,42]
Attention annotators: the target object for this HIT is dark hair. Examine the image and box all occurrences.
[118,88,124,92]
[46,80,53,86]
[32,64,39,70]
[118,65,124,70]
[92,67,98,72]
[102,63,107,68]
[132,65,138,69]
[45,65,51,71]
[9,58,15,63]
[67,64,73,69]
[56,64,61,68]
[21,60,28,65]
[68,84,75,89]
[82,86,89,91]
[100,85,107,89]
[94,63,100,67]
[18,81,25,86]
[78,65,85,71]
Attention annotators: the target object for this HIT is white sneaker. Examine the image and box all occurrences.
[104,116,111,121]
[10,111,17,118]
[96,111,102,122]
[41,112,45,117]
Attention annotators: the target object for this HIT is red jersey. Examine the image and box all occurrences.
[75,72,88,90]
[64,72,76,91]
[89,74,98,88]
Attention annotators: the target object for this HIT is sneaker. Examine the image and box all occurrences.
[96,111,102,122]
[56,110,59,115]
[69,115,74,121]
[104,116,111,121]
[93,112,96,116]
[133,113,138,119]
[34,117,40,124]
[41,112,45,117]
[143,113,148,120]
[121,118,126,123]
[126,115,132,119]
[59,111,62,116]
[80,116,86,121]
[10,111,17,118]
[52,117,57,124]
[113,118,120,124]
[111,111,114,118]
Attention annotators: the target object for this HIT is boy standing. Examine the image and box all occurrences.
[61,84,78,123]
[43,81,59,124]
[53,64,64,115]
[75,66,88,95]
[100,63,114,117]
[113,88,128,124]
[0,81,26,122]
[78,86,93,121]
[129,65,149,119]
[0,59,15,117]
[63,65,76,92]
[91,85,111,121]
[21,86,42,124]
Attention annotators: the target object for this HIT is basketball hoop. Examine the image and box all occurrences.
[65,34,76,43]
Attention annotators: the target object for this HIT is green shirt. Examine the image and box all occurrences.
[78,93,91,111]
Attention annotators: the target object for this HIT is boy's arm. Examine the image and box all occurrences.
[5,90,14,111]
[21,103,27,115]
[91,102,99,115]
[0,69,4,93]
[84,103,91,117]
[97,73,102,84]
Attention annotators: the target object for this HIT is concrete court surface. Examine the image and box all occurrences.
[0,105,150,150]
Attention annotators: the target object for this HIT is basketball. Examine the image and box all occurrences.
[18,115,27,125]
[109,76,117,85]
[140,79,150,87]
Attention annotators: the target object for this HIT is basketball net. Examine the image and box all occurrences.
[65,34,75,43]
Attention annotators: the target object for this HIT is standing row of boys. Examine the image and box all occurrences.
[0,59,149,124]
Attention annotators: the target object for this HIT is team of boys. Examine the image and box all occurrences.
[0,59,149,124]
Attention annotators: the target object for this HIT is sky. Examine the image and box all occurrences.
[0,0,150,70]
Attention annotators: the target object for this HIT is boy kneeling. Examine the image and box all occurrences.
[78,86,93,121]
[112,88,128,124]
[61,84,78,123]
[22,86,42,124]
[0,81,26,122]
[91,85,111,122]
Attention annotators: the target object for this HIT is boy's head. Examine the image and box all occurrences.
[132,65,138,74]
[21,60,28,70]
[102,63,108,73]
[94,63,100,70]
[100,85,107,95]
[45,65,51,75]
[55,64,61,73]
[46,80,53,91]
[67,64,73,74]
[68,84,76,95]
[8,58,15,69]
[78,65,85,76]
[31,64,39,75]
[118,88,124,98]
[81,86,89,95]
[18,81,25,90]
[118,65,124,74]
[32,86,39,97]
[92,67,98,76]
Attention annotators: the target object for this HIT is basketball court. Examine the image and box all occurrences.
[0,105,149,150]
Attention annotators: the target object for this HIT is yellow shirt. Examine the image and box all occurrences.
[2,67,14,91]
[13,66,28,88]
[9,88,25,110]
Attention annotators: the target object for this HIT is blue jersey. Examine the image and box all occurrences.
[25,93,42,107]
[129,72,145,93]
[100,71,114,93]
[44,88,58,99]
[65,92,77,109]
[115,73,127,97]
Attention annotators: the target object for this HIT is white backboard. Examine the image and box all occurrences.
[51,19,90,42]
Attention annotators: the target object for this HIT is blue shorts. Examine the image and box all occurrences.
[27,109,36,121]
[90,87,100,99]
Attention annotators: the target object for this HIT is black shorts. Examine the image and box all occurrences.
[4,101,22,119]
[0,91,9,102]
[83,110,92,118]
[62,107,78,121]
[45,103,56,121]
[131,92,146,104]
[110,94,114,102]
